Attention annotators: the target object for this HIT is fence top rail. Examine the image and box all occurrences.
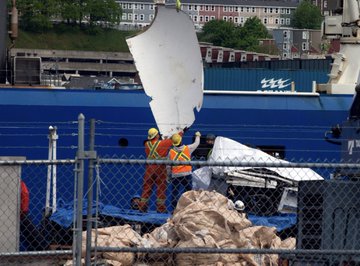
[0,250,73,258]
[0,159,76,166]
[95,246,360,255]
[97,158,360,169]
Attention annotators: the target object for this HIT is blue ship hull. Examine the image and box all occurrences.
[0,86,353,229]
[0,87,353,161]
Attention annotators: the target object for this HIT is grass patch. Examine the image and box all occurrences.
[13,24,139,52]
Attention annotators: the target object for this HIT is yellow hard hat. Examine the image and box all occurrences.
[171,133,182,146]
[148,128,159,140]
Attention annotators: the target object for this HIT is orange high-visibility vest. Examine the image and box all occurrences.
[146,140,161,159]
[169,146,191,174]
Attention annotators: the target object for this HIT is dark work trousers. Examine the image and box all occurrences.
[170,174,192,211]
[20,214,47,251]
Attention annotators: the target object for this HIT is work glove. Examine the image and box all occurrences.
[166,174,171,184]
[195,131,201,137]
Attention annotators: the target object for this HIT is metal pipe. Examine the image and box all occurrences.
[75,114,85,266]
[85,119,95,266]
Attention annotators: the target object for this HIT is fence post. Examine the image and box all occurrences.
[85,119,96,265]
[75,113,85,266]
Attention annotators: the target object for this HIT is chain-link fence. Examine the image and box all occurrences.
[0,117,360,265]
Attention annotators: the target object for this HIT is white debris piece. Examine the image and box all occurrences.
[126,5,203,138]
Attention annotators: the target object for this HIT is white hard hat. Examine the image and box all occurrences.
[234,200,245,211]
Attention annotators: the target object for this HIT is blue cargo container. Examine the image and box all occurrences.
[204,68,329,92]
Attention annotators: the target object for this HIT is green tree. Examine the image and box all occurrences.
[198,17,271,52]
[237,17,271,51]
[59,0,82,25]
[87,0,122,27]
[292,0,323,29]
[16,0,59,32]
[198,20,238,48]
[16,0,121,30]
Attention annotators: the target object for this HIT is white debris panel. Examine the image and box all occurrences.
[209,137,324,182]
[126,5,203,138]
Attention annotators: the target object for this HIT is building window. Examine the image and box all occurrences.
[275,18,279,24]
[275,8,279,13]
[134,14,138,21]
[211,15,215,20]
[252,7,256,12]
[246,7,250,12]
[269,8,273,13]
[127,3,132,9]
[264,8,267,13]
[302,31,309,39]
[205,16,209,22]
[302,42,309,50]
[223,16,228,21]
[199,5,203,11]
[205,5,209,11]
[122,3,126,9]
[240,7,244,12]
[211,5,215,11]
[193,15,198,22]
[140,14,144,21]
[128,13,132,20]
[234,17,239,23]
[283,43,288,49]
[150,4,155,10]
[286,18,290,25]
[134,4,138,9]
[284,30,289,38]
[286,8,290,14]
[149,14,154,20]
[188,5,192,11]
[281,8,285,14]
[199,16,203,22]
[122,13,127,20]
[280,18,284,25]
[140,4,144,10]
[229,6,233,12]
[240,17,244,23]
[283,53,288,58]
[194,5,198,11]
[223,6,228,12]
[229,16,233,22]
[263,17,268,24]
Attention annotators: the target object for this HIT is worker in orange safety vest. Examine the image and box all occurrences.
[167,131,200,211]
[139,127,184,213]
[20,180,48,251]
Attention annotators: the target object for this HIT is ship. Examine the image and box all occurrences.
[0,0,359,250]
[0,1,357,165]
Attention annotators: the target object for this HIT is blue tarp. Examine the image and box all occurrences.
[248,213,297,232]
[50,201,296,232]
[50,201,169,228]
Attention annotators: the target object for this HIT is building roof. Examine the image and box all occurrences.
[117,0,299,8]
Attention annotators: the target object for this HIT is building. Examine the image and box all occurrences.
[116,0,299,31]
[272,28,323,59]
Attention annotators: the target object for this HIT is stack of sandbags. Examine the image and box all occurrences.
[172,190,252,265]
[80,224,143,266]
[141,220,179,264]
[171,190,295,266]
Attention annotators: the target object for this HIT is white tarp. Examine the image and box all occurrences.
[208,137,324,182]
[126,5,203,138]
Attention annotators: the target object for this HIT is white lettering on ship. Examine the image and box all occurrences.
[261,78,291,89]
